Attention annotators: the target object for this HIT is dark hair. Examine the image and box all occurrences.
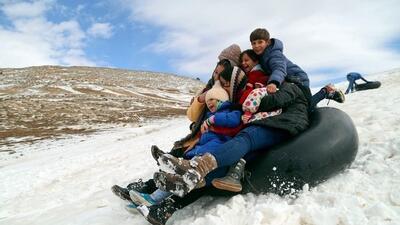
[239,49,259,64]
[217,59,232,68]
[250,28,270,42]
[219,64,234,82]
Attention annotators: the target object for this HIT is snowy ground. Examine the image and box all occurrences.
[1,70,400,225]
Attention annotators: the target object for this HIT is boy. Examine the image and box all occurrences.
[250,28,345,109]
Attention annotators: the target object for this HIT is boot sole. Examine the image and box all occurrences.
[111,185,131,201]
[211,179,242,192]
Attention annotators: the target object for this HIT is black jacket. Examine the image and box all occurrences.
[250,82,309,135]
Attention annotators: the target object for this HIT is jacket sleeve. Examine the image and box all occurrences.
[186,97,206,122]
[262,51,287,86]
[258,83,302,111]
[213,110,242,128]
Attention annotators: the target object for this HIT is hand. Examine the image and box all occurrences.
[241,111,252,124]
[254,82,265,88]
[197,92,207,103]
[266,83,277,94]
[201,121,209,133]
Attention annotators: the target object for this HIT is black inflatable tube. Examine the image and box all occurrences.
[355,81,381,91]
[237,107,359,195]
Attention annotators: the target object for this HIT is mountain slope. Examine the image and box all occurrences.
[0,66,203,150]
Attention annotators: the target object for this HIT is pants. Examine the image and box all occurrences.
[203,125,290,184]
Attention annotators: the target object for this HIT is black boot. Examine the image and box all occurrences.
[126,178,157,194]
[111,185,131,201]
[137,197,179,225]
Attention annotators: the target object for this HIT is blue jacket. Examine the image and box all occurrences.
[260,38,310,87]
[347,72,362,80]
[184,101,241,158]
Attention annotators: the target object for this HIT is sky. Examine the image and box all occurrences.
[0,0,399,87]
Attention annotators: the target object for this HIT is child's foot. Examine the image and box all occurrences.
[129,190,157,207]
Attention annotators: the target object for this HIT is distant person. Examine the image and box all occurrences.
[249,28,345,109]
[345,72,370,94]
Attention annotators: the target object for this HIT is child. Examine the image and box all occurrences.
[127,80,242,207]
[345,72,370,94]
[238,49,282,124]
[249,28,345,109]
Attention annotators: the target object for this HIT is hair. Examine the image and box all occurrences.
[250,28,270,42]
[239,49,259,64]
[219,64,234,82]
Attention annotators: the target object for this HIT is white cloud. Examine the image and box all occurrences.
[123,0,400,86]
[0,1,96,68]
[87,22,113,39]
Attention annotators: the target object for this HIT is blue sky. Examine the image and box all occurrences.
[1,0,399,87]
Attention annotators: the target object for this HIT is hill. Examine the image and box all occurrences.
[0,66,203,151]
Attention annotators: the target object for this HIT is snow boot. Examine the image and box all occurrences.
[325,84,345,103]
[126,178,157,194]
[137,197,178,225]
[129,190,157,207]
[111,185,131,201]
[124,202,139,214]
[156,153,216,196]
[153,171,205,197]
[212,158,246,192]
[151,145,165,164]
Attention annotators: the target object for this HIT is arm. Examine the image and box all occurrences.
[261,51,287,87]
[186,96,206,122]
[212,110,242,128]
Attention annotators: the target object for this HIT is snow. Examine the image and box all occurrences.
[1,70,400,225]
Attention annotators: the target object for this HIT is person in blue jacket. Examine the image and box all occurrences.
[249,28,345,110]
[345,72,370,94]
[126,80,242,208]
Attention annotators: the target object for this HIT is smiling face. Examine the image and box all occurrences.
[206,98,219,112]
[251,39,268,55]
[241,53,258,74]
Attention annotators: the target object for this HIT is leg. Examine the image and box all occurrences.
[212,126,290,167]
[310,88,327,110]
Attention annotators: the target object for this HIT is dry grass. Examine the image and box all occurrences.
[0,66,203,150]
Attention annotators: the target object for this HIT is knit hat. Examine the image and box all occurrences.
[218,44,241,67]
[205,80,229,103]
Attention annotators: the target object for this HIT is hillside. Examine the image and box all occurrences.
[0,66,203,152]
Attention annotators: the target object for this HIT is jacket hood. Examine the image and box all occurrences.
[264,38,283,55]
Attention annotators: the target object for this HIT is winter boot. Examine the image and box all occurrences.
[136,197,178,225]
[126,178,157,194]
[325,84,345,103]
[111,185,131,201]
[153,171,205,197]
[129,190,157,207]
[156,153,216,196]
[211,158,246,192]
[151,145,165,164]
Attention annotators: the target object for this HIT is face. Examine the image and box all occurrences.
[206,98,218,112]
[251,39,268,55]
[219,76,230,93]
[213,64,225,80]
[241,53,258,74]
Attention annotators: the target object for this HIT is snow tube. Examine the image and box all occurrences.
[355,81,381,91]
[239,107,359,195]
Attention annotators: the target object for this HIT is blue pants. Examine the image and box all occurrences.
[203,125,290,184]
